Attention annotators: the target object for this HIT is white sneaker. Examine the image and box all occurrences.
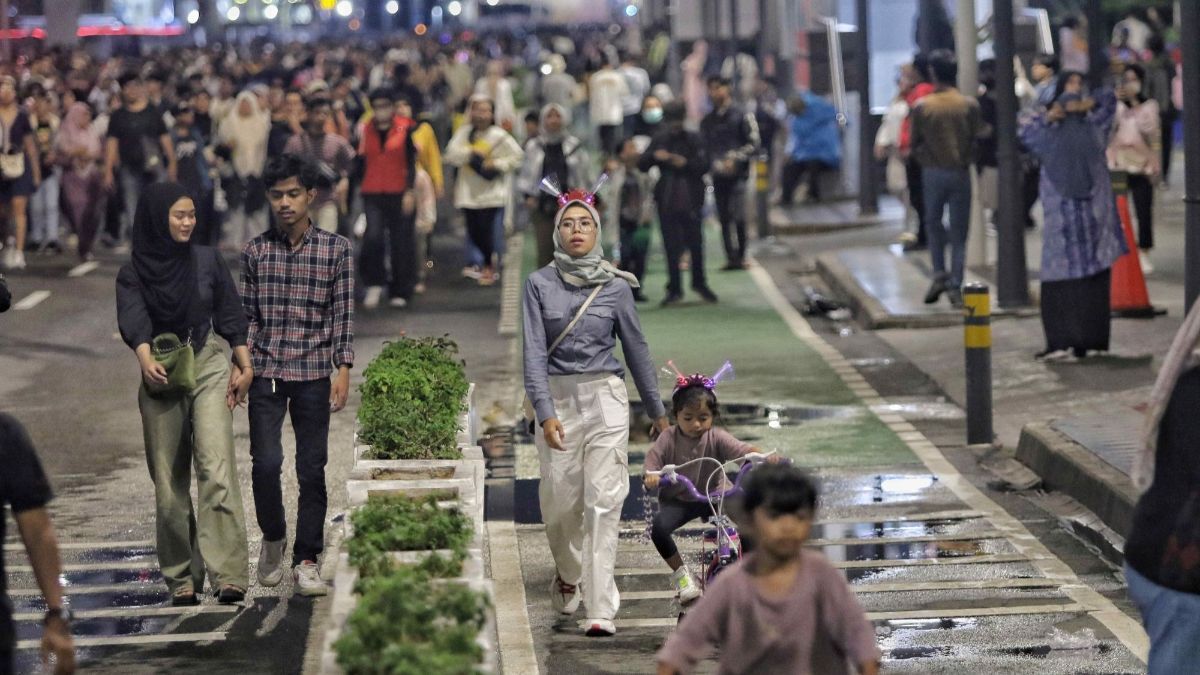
[10,250,24,270]
[257,537,287,587]
[549,575,581,615]
[672,567,703,604]
[461,266,482,279]
[1139,251,1154,275]
[293,560,328,596]
[583,618,616,637]
[389,296,408,308]
[363,286,383,309]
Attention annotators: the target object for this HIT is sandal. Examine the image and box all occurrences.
[171,587,200,607]
[216,584,246,604]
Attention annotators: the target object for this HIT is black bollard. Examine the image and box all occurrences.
[963,283,994,446]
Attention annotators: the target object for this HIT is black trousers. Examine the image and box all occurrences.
[463,207,499,268]
[361,192,417,300]
[618,217,647,285]
[1161,110,1177,180]
[781,159,829,204]
[1128,173,1154,250]
[659,205,707,295]
[1022,156,1041,229]
[713,177,747,265]
[650,499,714,560]
[598,124,622,157]
[248,377,331,566]
[905,156,927,245]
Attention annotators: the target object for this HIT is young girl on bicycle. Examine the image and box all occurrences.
[644,366,773,604]
[656,464,881,675]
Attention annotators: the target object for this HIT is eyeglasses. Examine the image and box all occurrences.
[558,220,596,233]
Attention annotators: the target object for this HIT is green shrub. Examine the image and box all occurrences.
[347,496,473,577]
[335,566,490,675]
[358,336,469,460]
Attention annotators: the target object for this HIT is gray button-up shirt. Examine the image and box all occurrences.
[523,267,666,425]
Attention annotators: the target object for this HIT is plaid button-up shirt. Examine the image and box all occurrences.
[241,223,354,381]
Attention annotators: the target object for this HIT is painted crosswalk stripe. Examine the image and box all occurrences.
[16,632,227,650]
[8,582,161,597]
[13,290,50,310]
[67,261,100,277]
[8,560,156,573]
[616,554,1034,578]
[618,531,1009,553]
[4,540,154,553]
[12,604,239,622]
[620,577,1063,602]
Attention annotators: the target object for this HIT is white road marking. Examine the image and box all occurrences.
[614,603,1092,630]
[487,520,539,675]
[67,261,100,277]
[16,632,227,650]
[497,233,524,337]
[12,290,50,310]
[8,582,161,597]
[12,605,238,622]
[4,540,153,554]
[8,560,156,573]
[746,262,1150,662]
[618,530,1009,553]
[620,577,1064,601]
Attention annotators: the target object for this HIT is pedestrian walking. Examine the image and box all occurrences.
[700,75,760,271]
[1144,35,1176,184]
[0,76,41,270]
[639,101,717,306]
[473,60,517,133]
[876,65,913,238]
[779,90,841,207]
[1126,299,1200,674]
[170,102,218,247]
[910,49,981,308]
[613,138,653,301]
[655,464,880,675]
[0,414,76,675]
[116,182,252,606]
[522,180,669,637]
[589,60,629,157]
[1107,64,1161,275]
[444,95,523,286]
[358,88,419,309]
[899,53,935,251]
[103,73,177,247]
[644,371,777,605]
[54,103,106,262]
[27,83,61,254]
[1019,71,1126,360]
[516,103,593,269]
[241,154,354,597]
[217,91,271,250]
[397,93,443,295]
[283,96,356,234]
[619,54,652,141]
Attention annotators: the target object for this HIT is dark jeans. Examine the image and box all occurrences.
[922,167,972,287]
[650,499,714,560]
[1128,173,1155,250]
[248,377,331,566]
[781,159,831,204]
[906,156,927,245]
[712,177,747,265]
[658,205,707,295]
[1161,109,1177,180]
[361,192,417,299]
[463,207,500,268]
[618,217,647,284]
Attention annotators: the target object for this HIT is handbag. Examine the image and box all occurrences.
[0,152,23,180]
[522,284,604,424]
[147,332,197,397]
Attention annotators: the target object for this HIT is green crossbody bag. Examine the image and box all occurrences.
[147,332,196,397]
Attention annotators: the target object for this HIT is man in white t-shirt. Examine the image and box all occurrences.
[619,55,651,141]
[589,62,628,157]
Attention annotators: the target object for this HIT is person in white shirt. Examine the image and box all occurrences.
[589,62,628,157]
[473,60,516,133]
[618,55,651,142]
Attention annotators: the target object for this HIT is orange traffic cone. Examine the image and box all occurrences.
[1110,193,1159,318]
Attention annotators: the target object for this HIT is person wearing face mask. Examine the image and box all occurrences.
[516,103,593,268]
[631,94,664,144]
[1107,64,1161,275]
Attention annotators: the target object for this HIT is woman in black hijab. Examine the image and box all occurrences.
[116,182,253,605]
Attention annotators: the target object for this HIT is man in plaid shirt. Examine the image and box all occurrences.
[240,153,354,597]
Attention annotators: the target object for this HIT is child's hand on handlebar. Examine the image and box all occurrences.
[644,473,661,489]
[766,454,784,464]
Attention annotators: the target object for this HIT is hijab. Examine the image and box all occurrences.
[219,91,270,178]
[539,103,571,144]
[131,182,198,337]
[1135,299,1200,492]
[55,102,99,159]
[551,199,639,288]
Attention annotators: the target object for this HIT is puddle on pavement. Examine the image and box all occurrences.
[823,538,1000,563]
[870,398,965,421]
[812,517,982,541]
[68,547,157,563]
[818,474,945,507]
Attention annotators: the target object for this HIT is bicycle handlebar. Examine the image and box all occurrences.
[648,452,784,503]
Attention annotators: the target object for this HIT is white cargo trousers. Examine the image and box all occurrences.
[537,372,631,621]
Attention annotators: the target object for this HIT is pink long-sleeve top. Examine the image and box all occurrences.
[644,427,753,502]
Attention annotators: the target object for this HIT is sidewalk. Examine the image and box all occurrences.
[806,172,1190,544]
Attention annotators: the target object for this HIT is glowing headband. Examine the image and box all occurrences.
[539,173,609,208]
[663,360,735,392]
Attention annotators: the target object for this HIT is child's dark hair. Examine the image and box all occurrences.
[743,464,818,516]
[671,383,719,417]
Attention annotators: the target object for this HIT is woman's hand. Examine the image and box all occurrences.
[644,473,661,489]
[139,354,169,387]
[1047,104,1066,122]
[226,365,253,411]
[649,416,670,440]
[542,418,566,451]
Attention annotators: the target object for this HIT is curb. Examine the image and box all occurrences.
[771,214,902,236]
[815,253,962,329]
[1014,421,1138,537]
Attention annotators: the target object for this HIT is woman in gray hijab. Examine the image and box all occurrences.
[522,183,667,637]
[515,103,593,267]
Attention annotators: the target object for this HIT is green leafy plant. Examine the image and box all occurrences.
[358,336,469,460]
[335,566,490,675]
[347,495,473,577]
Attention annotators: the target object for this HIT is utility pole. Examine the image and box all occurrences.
[1085,1,1108,89]
[855,0,875,215]
[956,0,985,268]
[1183,1,1200,309]
[993,0,1029,307]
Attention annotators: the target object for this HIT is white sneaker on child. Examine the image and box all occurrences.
[672,567,703,604]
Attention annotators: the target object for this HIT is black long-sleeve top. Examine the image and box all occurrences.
[116,246,248,353]
[638,128,709,214]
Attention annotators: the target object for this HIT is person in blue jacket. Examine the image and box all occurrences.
[779,91,842,205]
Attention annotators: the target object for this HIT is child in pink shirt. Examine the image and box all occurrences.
[656,464,881,675]
[644,371,773,604]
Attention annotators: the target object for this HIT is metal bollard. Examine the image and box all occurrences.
[963,283,994,446]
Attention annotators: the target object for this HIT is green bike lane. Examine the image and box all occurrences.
[502,227,1147,674]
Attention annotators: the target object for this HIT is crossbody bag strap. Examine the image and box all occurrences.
[547,284,603,353]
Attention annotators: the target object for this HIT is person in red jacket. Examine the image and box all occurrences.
[900,53,935,251]
[358,88,418,309]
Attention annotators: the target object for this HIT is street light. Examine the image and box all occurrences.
[335,0,352,17]
[227,6,240,20]
[264,4,279,19]
[486,0,498,5]
[186,8,200,24]
[447,1,462,17]
[385,0,398,14]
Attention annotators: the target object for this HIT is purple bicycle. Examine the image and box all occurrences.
[647,452,781,590]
